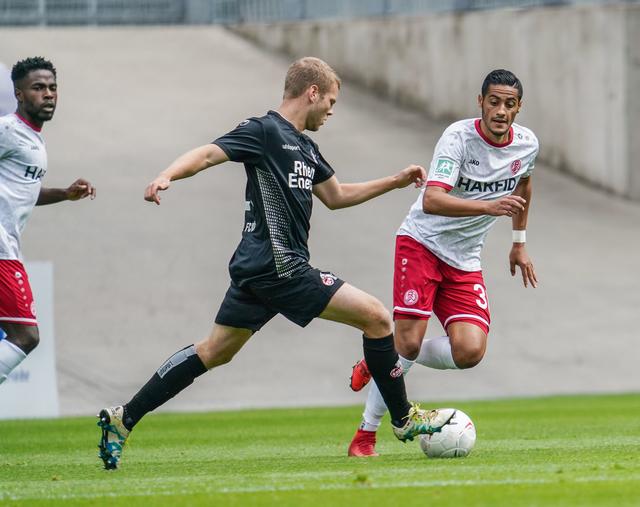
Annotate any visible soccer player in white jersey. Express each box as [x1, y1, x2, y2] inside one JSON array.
[[347, 69, 539, 456], [0, 57, 95, 385]]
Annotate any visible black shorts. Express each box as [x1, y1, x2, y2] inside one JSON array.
[[215, 268, 345, 331]]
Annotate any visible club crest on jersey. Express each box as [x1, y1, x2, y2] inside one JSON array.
[[320, 272, 337, 286], [403, 289, 418, 306], [511, 159, 521, 175]]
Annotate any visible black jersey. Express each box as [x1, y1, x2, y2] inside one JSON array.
[[213, 110, 335, 286]]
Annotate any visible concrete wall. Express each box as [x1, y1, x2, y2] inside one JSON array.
[[2, 27, 639, 416], [234, 4, 640, 200]]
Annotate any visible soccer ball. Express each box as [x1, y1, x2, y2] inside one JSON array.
[[419, 409, 476, 458]]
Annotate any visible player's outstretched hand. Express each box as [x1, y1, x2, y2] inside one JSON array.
[[486, 195, 526, 217], [509, 244, 538, 288], [395, 165, 427, 189], [65, 178, 96, 201], [145, 177, 171, 205]]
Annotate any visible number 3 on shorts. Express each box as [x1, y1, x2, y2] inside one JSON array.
[[473, 283, 488, 309]]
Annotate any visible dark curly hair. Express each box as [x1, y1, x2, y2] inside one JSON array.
[[11, 57, 56, 84]]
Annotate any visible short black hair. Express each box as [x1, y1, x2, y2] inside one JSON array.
[[481, 69, 523, 100], [11, 57, 56, 84]]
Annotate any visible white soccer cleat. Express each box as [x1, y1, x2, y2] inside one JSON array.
[[97, 406, 130, 470], [392, 404, 456, 442]]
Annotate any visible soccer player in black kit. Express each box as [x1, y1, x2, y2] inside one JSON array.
[[97, 57, 454, 469]]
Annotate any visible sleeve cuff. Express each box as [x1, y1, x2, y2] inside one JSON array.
[[426, 181, 453, 191]]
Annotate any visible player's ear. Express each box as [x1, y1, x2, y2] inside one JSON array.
[[14, 87, 23, 103], [477, 94, 483, 110], [308, 84, 320, 103]]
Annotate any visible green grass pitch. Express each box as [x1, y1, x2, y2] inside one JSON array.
[[1, 393, 639, 506]]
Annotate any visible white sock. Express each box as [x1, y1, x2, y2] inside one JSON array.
[[360, 355, 415, 432], [0, 338, 27, 385], [416, 335, 458, 370]]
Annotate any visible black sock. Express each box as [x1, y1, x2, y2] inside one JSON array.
[[362, 334, 410, 427], [122, 344, 207, 430]]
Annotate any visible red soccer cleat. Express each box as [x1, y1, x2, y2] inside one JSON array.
[[349, 359, 371, 392], [348, 429, 379, 457]]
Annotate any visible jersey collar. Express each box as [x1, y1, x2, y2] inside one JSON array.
[[14, 113, 42, 132], [269, 110, 302, 135], [474, 119, 512, 148]]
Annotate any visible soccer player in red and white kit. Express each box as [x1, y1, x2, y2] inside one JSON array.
[[0, 57, 95, 385], [348, 69, 539, 456]]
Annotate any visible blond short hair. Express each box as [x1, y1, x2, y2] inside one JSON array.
[[284, 57, 341, 99]]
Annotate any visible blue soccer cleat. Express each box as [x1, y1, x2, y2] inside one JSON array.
[[97, 406, 130, 470]]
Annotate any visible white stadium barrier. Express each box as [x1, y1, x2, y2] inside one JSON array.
[[0, 262, 59, 420]]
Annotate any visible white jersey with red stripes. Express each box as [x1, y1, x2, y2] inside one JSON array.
[[0, 113, 48, 260], [398, 118, 538, 272]]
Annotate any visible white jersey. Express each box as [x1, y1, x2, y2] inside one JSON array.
[[0, 113, 48, 260], [398, 118, 538, 271]]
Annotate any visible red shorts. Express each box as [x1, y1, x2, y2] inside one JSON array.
[[0, 260, 37, 326], [393, 235, 490, 334]]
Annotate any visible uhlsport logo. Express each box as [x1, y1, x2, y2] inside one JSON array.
[[403, 289, 418, 306], [434, 157, 455, 177], [320, 272, 337, 286], [511, 159, 522, 175]]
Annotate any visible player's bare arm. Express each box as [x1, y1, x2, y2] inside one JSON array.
[[312, 164, 425, 210], [36, 178, 96, 205], [509, 176, 537, 288], [144, 143, 229, 205], [423, 185, 526, 217]]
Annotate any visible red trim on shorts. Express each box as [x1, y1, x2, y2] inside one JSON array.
[[474, 118, 513, 148], [393, 306, 432, 320], [426, 181, 453, 190], [394, 313, 430, 321], [14, 113, 42, 132]]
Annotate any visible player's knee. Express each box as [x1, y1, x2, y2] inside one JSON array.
[[8, 326, 40, 354], [454, 343, 485, 369], [197, 341, 237, 369], [363, 300, 392, 337], [399, 339, 422, 360]]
